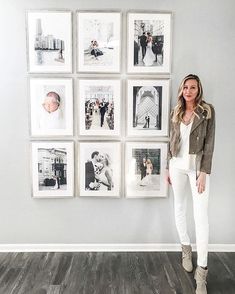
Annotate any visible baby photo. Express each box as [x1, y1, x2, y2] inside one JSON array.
[[30, 78, 73, 136]]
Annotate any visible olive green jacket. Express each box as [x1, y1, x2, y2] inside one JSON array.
[[166, 103, 215, 174]]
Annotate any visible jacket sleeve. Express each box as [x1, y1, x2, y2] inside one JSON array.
[[200, 105, 216, 174], [166, 110, 174, 169]]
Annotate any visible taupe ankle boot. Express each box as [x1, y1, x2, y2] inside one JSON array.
[[181, 244, 193, 272], [194, 266, 208, 294]]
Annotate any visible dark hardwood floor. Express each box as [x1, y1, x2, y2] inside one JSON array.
[[0, 252, 234, 294]]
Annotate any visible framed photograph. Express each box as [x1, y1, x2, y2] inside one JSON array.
[[79, 142, 121, 197], [77, 11, 121, 73], [31, 141, 74, 198], [127, 12, 172, 74], [127, 79, 170, 137], [26, 11, 72, 73], [30, 78, 73, 136], [78, 79, 121, 136], [125, 142, 168, 198]]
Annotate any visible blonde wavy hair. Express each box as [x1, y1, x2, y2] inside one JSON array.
[[172, 74, 212, 123]]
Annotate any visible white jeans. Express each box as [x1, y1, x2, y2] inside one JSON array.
[[169, 161, 210, 267]]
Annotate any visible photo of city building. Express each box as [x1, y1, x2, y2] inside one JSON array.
[[27, 11, 72, 72], [37, 148, 67, 191], [34, 18, 65, 65]]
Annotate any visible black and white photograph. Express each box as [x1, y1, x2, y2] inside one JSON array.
[[31, 142, 74, 198], [77, 11, 121, 72], [79, 142, 121, 197], [127, 79, 170, 137], [125, 142, 167, 197], [27, 11, 72, 73], [78, 79, 121, 136], [127, 12, 171, 73], [30, 78, 73, 136]]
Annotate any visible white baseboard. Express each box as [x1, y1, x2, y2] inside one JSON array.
[[0, 243, 234, 252]]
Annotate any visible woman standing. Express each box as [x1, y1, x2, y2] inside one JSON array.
[[143, 32, 155, 66], [140, 158, 153, 186], [166, 74, 215, 294]]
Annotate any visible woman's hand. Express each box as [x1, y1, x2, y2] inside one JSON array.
[[165, 169, 172, 185], [196, 171, 207, 194]]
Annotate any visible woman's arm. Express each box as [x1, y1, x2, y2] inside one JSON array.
[[200, 105, 216, 174]]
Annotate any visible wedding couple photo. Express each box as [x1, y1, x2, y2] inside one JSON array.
[[80, 142, 121, 197], [125, 142, 168, 198], [127, 12, 171, 73], [77, 12, 121, 72], [79, 79, 121, 136]]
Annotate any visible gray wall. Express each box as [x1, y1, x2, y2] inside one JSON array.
[[0, 0, 234, 245]]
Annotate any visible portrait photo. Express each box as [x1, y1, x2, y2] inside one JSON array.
[[77, 11, 121, 72], [127, 12, 171, 74], [78, 79, 121, 136], [127, 79, 170, 137], [79, 142, 121, 197], [31, 142, 74, 198], [30, 78, 73, 136], [125, 142, 168, 198], [27, 11, 72, 73]]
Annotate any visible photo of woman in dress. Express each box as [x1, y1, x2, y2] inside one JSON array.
[[80, 142, 120, 197], [140, 158, 153, 186], [125, 143, 168, 198], [89, 40, 103, 60], [96, 153, 114, 191], [143, 33, 156, 66], [133, 20, 164, 67]]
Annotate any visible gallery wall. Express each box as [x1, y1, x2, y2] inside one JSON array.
[[0, 0, 234, 246]]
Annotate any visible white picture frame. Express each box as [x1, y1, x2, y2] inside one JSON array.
[[125, 142, 168, 198], [78, 79, 121, 136], [77, 11, 121, 73], [127, 11, 172, 74], [79, 142, 121, 197], [127, 79, 170, 137], [30, 78, 73, 136], [26, 10, 72, 73], [31, 141, 74, 198]]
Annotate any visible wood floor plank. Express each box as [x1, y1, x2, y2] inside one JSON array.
[[52, 253, 73, 286], [63, 252, 96, 294], [148, 252, 177, 294], [0, 251, 234, 293], [166, 252, 195, 294], [207, 252, 235, 294], [16, 252, 60, 294]]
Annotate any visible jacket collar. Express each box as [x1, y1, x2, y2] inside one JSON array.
[[191, 105, 207, 133]]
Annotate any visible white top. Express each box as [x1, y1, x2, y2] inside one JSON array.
[[39, 108, 65, 129], [171, 121, 196, 170]]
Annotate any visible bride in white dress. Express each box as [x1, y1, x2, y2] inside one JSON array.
[[95, 153, 113, 191], [143, 33, 155, 66], [140, 159, 153, 186]]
